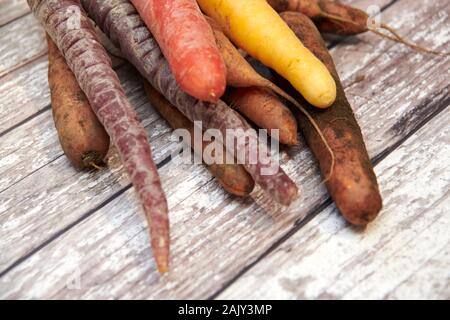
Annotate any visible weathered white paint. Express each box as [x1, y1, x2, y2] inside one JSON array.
[[219, 108, 450, 300]]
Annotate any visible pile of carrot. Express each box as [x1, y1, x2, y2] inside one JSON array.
[[27, 0, 443, 272]]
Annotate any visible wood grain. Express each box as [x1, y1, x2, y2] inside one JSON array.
[[0, 0, 29, 27], [0, 13, 46, 78], [0, 56, 49, 134], [0, 0, 448, 299], [219, 108, 450, 300]]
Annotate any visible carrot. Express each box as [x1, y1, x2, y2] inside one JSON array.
[[280, 12, 382, 225], [144, 82, 255, 197], [268, 0, 447, 56], [129, 0, 226, 102], [47, 35, 110, 170], [29, 0, 169, 272], [226, 87, 298, 146], [197, 0, 336, 109], [83, 0, 298, 205], [208, 17, 304, 103], [210, 19, 335, 169]]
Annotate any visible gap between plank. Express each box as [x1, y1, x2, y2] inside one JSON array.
[[208, 93, 450, 300], [0, 155, 169, 278]]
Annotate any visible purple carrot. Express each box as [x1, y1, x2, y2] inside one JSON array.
[[28, 0, 170, 272], [82, 0, 298, 205]]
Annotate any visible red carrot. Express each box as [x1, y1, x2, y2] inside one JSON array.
[[130, 0, 227, 102], [83, 0, 298, 205], [28, 0, 170, 272]]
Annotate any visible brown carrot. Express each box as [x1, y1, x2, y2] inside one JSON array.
[[226, 87, 298, 145], [144, 81, 255, 197], [280, 12, 382, 225], [268, 0, 447, 56], [47, 35, 110, 169]]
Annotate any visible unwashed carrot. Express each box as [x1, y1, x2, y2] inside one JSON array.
[[280, 12, 382, 225], [144, 82, 255, 197], [226, 87, 298, 146], [47, 35, 110, 169], [268, 0, 447, 55], [130, 0, 226, 102], [83, 0, 298, 206], [29, 0, 169, 272]]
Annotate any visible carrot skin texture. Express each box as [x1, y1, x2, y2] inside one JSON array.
[[268, 0, 369, 35], [144, 82, 255, 197], [83, 0, 298, 205], [280, 12, 382, 225], [130, 0, 226, 102], [29, 0, 169, 272], [227, 87, 298, 146], [47, 35, 110, 169]]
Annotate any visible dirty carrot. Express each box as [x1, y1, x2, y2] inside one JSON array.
[[29, 0, 169, 272], [47, 35, 110, 169], [144, 81, 255, 197], [197, 0, 337, 108], [83, 0, 298, 205], [130, 0, 226, 102], [268, 0, 447, 55], [226, 87, 298, 146], [281, 12, 382, 225]]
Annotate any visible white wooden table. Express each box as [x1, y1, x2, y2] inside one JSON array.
[[0, 0, 449, 299]]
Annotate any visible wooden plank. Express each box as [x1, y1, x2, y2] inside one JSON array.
[[0, 0, 395, 263], [0, 13, 46, 78], [0, 0, 448, 299], [0, 0, 29, 27], [218, 108, 450, 300]]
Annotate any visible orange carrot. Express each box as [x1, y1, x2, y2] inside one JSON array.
[[227, 87, 298, 145]]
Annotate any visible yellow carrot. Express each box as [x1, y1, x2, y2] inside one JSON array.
[[197, 0, 337, 108]]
